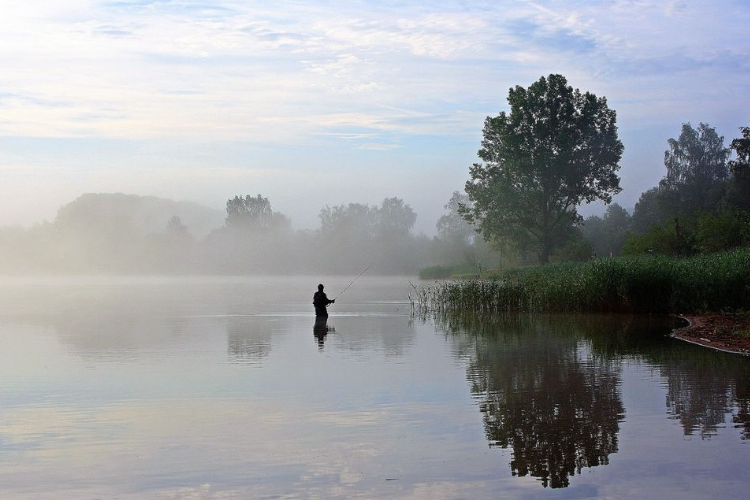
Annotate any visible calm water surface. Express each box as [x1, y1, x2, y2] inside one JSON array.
[[0, 276, 748, 499]]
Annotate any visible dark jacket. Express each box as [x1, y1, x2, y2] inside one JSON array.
[[313, 291, 333, 316]]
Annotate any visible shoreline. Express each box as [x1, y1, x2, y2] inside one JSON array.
[[672, 314, 750, 356]]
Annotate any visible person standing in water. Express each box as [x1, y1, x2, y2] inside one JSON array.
[[313, 284, 335, 317]]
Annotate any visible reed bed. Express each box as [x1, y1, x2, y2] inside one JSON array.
[[412, 249, 750, 314]]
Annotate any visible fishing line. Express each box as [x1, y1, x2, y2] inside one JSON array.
[[333, 262, 374, 301]]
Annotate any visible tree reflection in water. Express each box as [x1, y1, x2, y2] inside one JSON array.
[[435, 313, 626, 488], [429, 311, 750, 487], [647, 343, 750, 439], [473, 340, 622, 488]]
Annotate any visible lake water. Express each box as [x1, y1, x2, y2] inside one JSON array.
[[0, 276, 748, 499]]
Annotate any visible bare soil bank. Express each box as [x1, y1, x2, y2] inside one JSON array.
[[674, 314, 750, 355]]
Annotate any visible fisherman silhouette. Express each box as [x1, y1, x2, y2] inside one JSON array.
[[313, 283, 334, 317]]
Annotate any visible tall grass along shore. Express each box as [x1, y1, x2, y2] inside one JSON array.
[[412, 249, 750, 314]]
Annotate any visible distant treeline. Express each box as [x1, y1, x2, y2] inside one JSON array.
[[577, 122, 750, 260], [0, 192, 497, 275]]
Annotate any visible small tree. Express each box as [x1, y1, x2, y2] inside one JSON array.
[[434, 191, 478, 266], [166, 215, 190, 239], [582, 203, 631, 257], [659, 123, 730, 217], [437, 191, 475, 244], [630, 188, 666, 234], [730, 125, 750, 173], [376, 197, 416, 239], [728, 124, 750, 211], [463, 74, 623, 263], [225, 194, 274, 230]]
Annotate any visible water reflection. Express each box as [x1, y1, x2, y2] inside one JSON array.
[[227, 317, 275, 365], [2, 277, 750, 499], [440, 314, 625, 488], [644, 344, 750, 439], [313, 316, 335, 350], [325, 315, 415, 357], [430, 312, 750, 488]]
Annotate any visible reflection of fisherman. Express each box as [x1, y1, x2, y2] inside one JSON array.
[[313, 284, 335, 317], [313, 316, 329, 349]]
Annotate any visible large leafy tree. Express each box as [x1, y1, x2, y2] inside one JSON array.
[[463, 74, 623, 263]]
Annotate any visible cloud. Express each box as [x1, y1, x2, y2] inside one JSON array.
[[506, 18, 597, 54], [358, 143, 401, 150], [2, 0, 741, 142], [665, 0, 690, 15]]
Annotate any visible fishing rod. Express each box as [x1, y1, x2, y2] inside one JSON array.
[[333, 263, 374, 301]]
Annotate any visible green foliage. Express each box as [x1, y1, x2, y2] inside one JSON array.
[[728, 125, 750, 211], [627, 122, 731, 243], [695, 210, 750, 253], [319, 198, 415, 239], [630, 188, 667, 234], [419, 263, 481, 280], [624, 209, 750, 257], [730, 126, 750, 170], [413, 249, 750, 314], [552, 235, 593, 262], [663, 122, 730, 184], [660, 122, 730, 218], [581, 203, 631, 257], [622, 217, 695, 256], [602, 121, 750, 261], [463, 74, 623, 264]]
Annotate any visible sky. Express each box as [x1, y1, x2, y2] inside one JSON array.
[[1, 0, 748, 235]]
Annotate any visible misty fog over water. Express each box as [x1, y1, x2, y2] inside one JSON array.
[[0, 276, 748, 499], [0, 192, 503, 275]]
